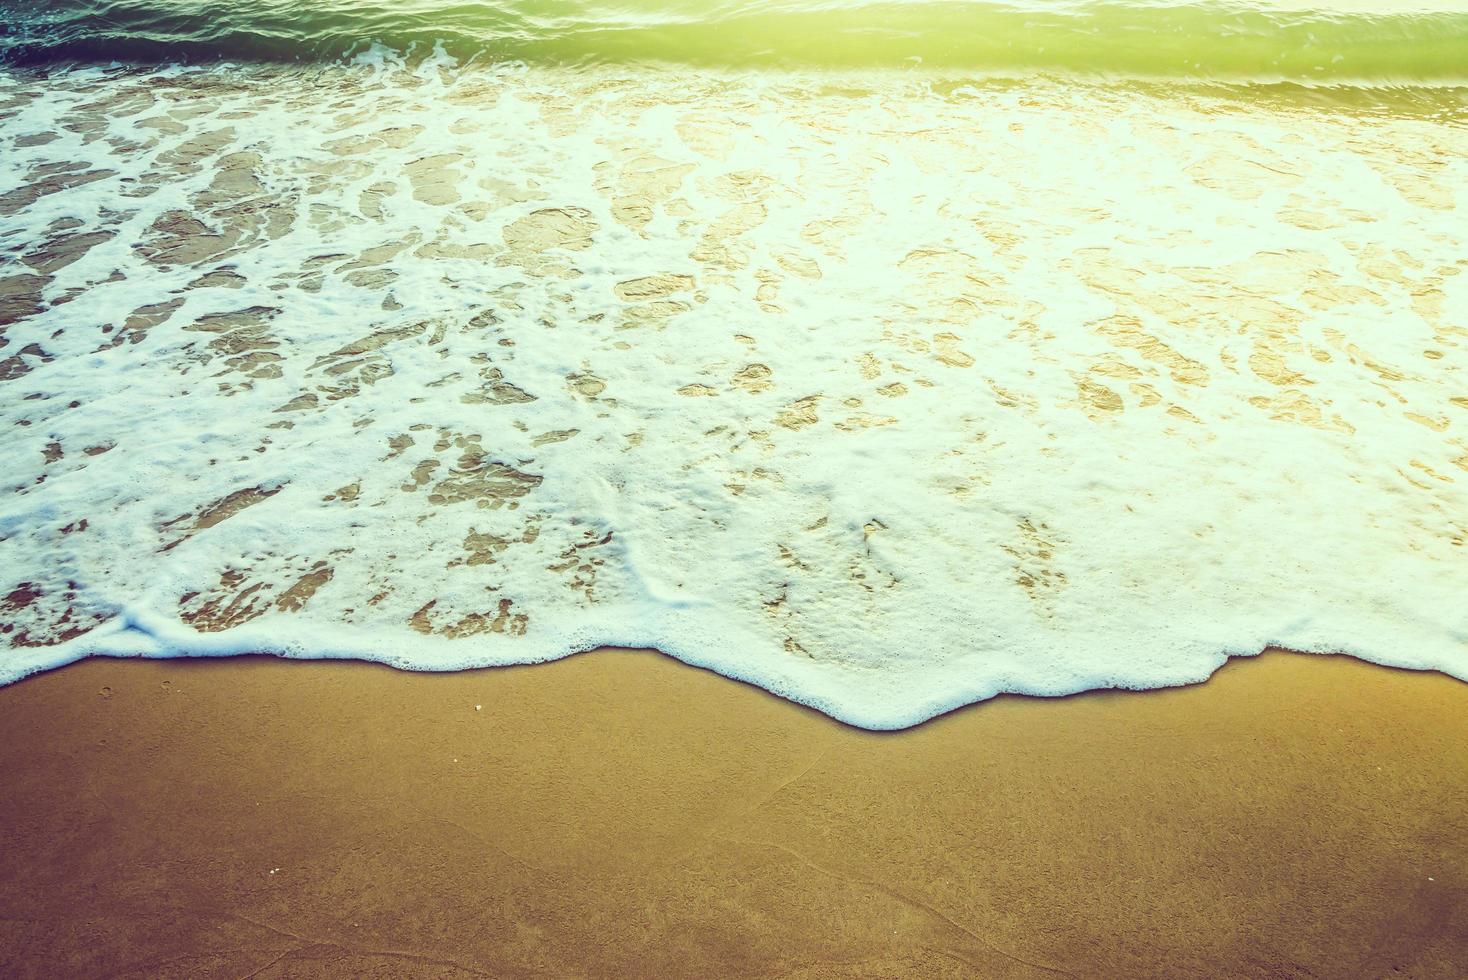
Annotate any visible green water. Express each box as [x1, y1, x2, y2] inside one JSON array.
[[2, 0, 1467, 83]]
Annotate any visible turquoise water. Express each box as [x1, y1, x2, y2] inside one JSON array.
[[2, 0, 1467, 82]]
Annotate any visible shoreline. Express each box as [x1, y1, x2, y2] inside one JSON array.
[[7, 637, 1468, 732], [2, 647, 1465, 977]]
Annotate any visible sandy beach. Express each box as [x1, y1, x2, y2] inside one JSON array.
[[4, 2, 1467, 976], [1, 647, 1464, 978]]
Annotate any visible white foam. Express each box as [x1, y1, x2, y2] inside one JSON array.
[[1, 62, 1464, 727]]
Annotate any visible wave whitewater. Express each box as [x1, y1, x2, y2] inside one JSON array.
[[1, 51, 1466, 726], [2, 0, 1467, 83]]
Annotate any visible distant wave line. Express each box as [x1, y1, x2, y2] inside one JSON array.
[[2, 0, 1467, 83]]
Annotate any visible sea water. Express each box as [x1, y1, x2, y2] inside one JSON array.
[[1, 2, 1465, 727]]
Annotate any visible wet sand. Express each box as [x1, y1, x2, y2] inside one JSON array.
[[1, 648, 1465, 978]]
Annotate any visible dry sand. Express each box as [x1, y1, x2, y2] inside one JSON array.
[[0, 647, 1464, 978]]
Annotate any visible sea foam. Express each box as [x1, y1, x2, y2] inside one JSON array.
[[1, 58, 1465, 727]]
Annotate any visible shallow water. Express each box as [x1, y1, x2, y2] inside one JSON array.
[[1, 4, 1467, 727]]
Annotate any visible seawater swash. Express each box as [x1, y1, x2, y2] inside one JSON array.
[[1, 4, 1466, 727]]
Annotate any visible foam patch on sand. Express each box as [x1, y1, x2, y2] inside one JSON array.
[[1, 57, 1465, 727]]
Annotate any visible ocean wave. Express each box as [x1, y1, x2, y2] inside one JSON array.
[[2, 0, 1467, 83]]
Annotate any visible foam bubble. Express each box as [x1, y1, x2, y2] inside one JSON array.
[[1, 62, 1465, 727]]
